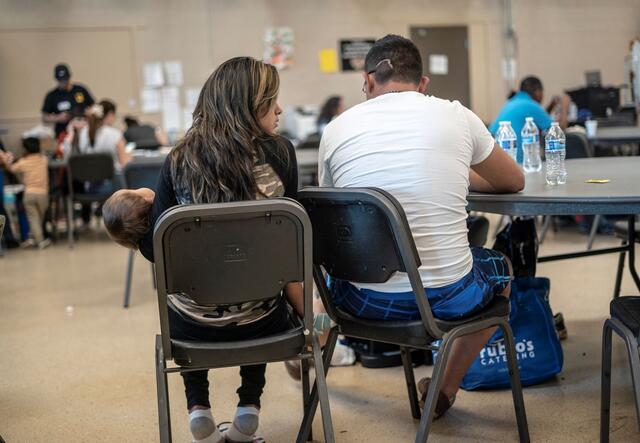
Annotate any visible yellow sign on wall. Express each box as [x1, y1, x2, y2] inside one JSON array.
[[318, 49, 338, 73]]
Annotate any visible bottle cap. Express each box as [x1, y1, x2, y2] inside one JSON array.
[[525, 117, 533, 121], [499, 121, 511, 125]]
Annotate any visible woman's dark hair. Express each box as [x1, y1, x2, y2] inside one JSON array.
[[22, 137, 41, 154], [317, 95, 342, 126], [88, 99, 117, 146], [169, 56, 288, 203], [364, 34, 423, 85], [124, 116, 139, 128]]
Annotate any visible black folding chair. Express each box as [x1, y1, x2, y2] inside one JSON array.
[[298, 187, 529, 443], [152, 199, 334, 443], [122, 158, 163, 308], [612, 218, 640, 298], [66, 153, 115, 248], [601, 296, 640, 442]]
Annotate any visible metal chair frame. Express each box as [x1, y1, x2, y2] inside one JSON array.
[[298, 187, 529, 443]]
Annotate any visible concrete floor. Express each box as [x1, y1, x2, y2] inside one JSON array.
[[1, 222, 639, 442]]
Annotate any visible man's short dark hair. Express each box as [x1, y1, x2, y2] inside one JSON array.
[[22, 137, 41, 154], [364, 34, 423, 85], [520, 76, 543, 98]]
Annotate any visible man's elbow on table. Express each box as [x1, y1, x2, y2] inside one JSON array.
[[472, 145, 525, 194]]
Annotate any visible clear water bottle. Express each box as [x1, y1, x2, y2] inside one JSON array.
[[545, 122, 567, 185], [521, 117, 542, 173], [495, 121, 518, 162]]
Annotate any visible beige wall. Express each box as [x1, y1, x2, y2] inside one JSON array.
[[0, 0, 638, 148]]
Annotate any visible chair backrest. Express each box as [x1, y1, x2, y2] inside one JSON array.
[[123, 158, 164, 190], [565, 132, 593, 159], [153, 199, 314, 359], [0, 215, 5, 241], [67, 153, 115, 183], [298, 187, 443, 337]]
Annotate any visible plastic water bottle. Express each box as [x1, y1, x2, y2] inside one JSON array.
[[495, 121, 518, 162], [521, 117, 542, 173], [545, 122, 567, 185]]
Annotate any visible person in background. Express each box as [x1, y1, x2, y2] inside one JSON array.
[[42, 64, 95, 138], [0, 138, 50, 249], [123, 116, 169, 150], [489, 76, 570, 163], [64, 99, 131, 179], [317, 95, 345, 133], [319, 34, 524, 419]]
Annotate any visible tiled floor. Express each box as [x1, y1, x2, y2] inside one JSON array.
[[1, 222, 639, 442]]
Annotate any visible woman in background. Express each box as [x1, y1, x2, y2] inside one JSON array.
[[316, 95, 344, 133]]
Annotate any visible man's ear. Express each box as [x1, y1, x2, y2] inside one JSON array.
[[362, 71, 373, 94], [418, 75, 430, 94]]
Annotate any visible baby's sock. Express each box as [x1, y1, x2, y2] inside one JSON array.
[[224, 406, 259, 442], [189, 409, 223, 443]]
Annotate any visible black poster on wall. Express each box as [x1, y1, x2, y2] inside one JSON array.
[[340, 39, 375, 71]]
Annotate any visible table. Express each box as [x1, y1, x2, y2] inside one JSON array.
[[588, 126, 640, 144], [468, 157, 640, 292]]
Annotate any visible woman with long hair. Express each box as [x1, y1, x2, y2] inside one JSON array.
[[138, 57, 299, 443], [64, 99, 131, 171], [316, 95, 344, 133]]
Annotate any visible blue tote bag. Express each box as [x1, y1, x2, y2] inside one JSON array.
[[460, 276, 563, 390]]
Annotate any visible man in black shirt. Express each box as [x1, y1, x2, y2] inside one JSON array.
[[41, 64, 95, 137]]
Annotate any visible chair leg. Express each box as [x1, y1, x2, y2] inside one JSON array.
[[601, 320, 613, 443], [415, 333, 455, 443], [151, 263, 157, 290], [498, 319, 530, 443], [539, 216, 551, 244], [613, 246, 627, 298], [400, 346, 421, 419], [155, 335, 172, 443], [312, 335, 335, 443], [587, 215, 601, 250], [123, 250, 135, 308], [300, 357, 312, 442], [296, 327, 338, 443], [622, 329, 640, 430], [66, 196, 74, 249]]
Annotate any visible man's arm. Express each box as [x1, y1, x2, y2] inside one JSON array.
[[470, 144, 524, 193]]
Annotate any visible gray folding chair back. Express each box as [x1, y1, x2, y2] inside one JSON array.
[[67, 152, 115, 184], [65, 153, 116, 248], [121, 158, 164, 308], [566, 132, 594, 159], [152, 199, 334, 443], [298, 187, 529, 443]]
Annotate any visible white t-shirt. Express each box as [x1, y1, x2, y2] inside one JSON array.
[[75, 125, 123, 172], [319, 91, 495, 292]]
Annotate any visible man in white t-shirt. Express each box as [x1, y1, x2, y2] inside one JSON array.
[[318, 34, 524, 418]]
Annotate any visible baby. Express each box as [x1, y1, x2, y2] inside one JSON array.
[[102, 188, 155, 249]]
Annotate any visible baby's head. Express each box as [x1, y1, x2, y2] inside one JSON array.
[[103, 188, 155, 249]]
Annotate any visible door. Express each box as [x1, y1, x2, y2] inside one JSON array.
[[410, 26, 471, 107]]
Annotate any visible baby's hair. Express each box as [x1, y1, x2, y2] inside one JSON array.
[[22, 137, 41, 154], [103, 190, 151, 249]]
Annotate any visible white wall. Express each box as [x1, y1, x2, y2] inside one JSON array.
[[1, 0, 638, 148]]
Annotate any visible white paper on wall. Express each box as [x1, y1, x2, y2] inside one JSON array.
[[140, 88, 161, 113], [164, 61, 184, 86], [161, 87, 181, 131], [143, 62, 164, 87], [185, 87, 200, 110], [429, 54, 448, 75], [183, 108, 193, 132]]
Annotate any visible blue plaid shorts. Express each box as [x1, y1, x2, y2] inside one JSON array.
[[330, 247, 511, 321]]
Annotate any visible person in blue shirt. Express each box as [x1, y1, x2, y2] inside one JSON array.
[[490, 76, 569, 163]]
